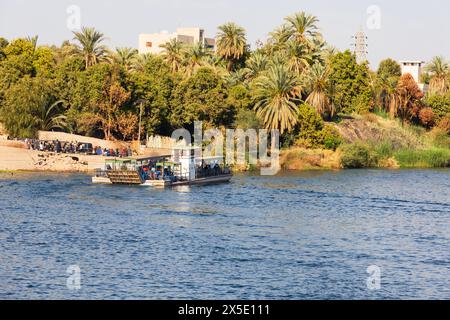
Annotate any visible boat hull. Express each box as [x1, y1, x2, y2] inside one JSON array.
[[92, 174, 232, 187]]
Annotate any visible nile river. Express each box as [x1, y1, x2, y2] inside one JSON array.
[[0, 169, 449, 299]]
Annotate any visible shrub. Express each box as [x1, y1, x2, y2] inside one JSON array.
[[424, 93, 450, 119], [296, 104, 342, 150], [321, 124, 342, 150], [429, 128, 450, 148], [296, 103, 325, 148], [340, 143, 378, 168], [373, 140, 395, 159], [419, 107, 435, 128], [436, 116, 450, 134], [394, 148, 450, 168]]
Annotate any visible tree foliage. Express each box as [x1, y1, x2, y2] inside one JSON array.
[[395, 73, 424, 123], [328, 50, 372, 114], [0, 76, 65, 137], [0, 14, 447, 145]]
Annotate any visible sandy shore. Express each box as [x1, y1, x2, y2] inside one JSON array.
[[0, 146, 105, 172]]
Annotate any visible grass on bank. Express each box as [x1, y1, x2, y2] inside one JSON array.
[[394, 148, 450, 168], [339, 127, 450, 169]]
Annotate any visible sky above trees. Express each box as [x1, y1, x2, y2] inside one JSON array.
[[0, 0, 449, 68]]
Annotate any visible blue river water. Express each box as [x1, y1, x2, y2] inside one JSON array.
[[0, 169, 449, 300]]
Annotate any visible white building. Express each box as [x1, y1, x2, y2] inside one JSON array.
[[399, 60, 428, 92], [139, 27, 215, 55]]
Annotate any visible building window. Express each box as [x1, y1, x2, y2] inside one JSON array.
[[146, 42, 152, 48]]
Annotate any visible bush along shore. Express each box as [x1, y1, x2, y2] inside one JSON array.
[[0, 11, 449, 172], [280, 113, 450, 170]]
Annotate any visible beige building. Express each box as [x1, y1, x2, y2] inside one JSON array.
[[139, 27, 215, 55]]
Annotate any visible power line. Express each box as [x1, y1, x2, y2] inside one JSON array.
[[351, 28, 368, 64]]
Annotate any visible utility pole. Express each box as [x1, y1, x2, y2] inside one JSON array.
[[138, 102, 143, 144], [135, 99, 147, 146]]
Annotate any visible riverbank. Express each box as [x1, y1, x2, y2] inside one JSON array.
[[0, 146, 104, 172], [1, 115, 449, 172], [281, 114, 450, 170]]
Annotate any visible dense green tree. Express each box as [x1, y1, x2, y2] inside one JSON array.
[[227, 84, 253, 112], [295, 103, 342, 149], [33, 46, 56, 77], [233, 109, 261, 130], [170, 67, 233, 128], [0, 37, 9, 60], [65, 63, 120, 136], [0, 39, 37, 102], [127, 55, 174, 135], [424, 92, 450, 119], [377, 58, 401, 79], [0, 76, 65, 137], [328, 50, 372, 114]]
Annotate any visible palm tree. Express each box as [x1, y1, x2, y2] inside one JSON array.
[[73, 27, 108, 68], [376, 73, 399, 116], [304, 63, 335, 119], [160, 38, 184, 73], [426, 56, 449, 95], [133, 53, 154, 72], [285, 40, 313, 74], [113, 47, 138, 71], [216, 22, 247, 71], [224, 68, 251, 87], [36, 100, 68, 131], [53, 40, 80, 64], [268, 24, 291, 51], [203, 54, 228, 78], [253, 65, 301, 133], [322, 45, 338, 62], [244, 51, 269, 80], [26, 35, 39, 51], [182, 43, 210, 76], [268, 51, 289, 70], [284, 12, 320, 46]]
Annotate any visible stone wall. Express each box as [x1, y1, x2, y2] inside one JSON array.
[[146, 135, 176, 149]]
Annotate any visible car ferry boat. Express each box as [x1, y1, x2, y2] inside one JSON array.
[[92, 146, 232, 187]]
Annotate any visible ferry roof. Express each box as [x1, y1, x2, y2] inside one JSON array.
[[131, 155, 171, 161]]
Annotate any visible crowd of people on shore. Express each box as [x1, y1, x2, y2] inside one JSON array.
[[24, 138, 132, 157]]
